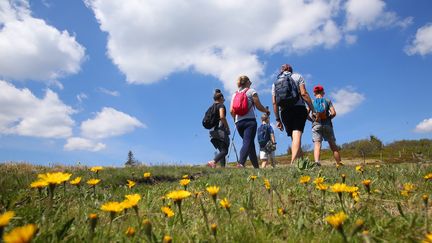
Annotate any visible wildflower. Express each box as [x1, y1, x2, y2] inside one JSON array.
[[277, 208, 287, 215], [340, 174, 346, 183], [90, 166, 103, 173], [122, 194, 141, 209], [424, 173, 432, 181], [220, 198, 231, 209], [355, 165, 364, 173], [313, 177, 325, 185], [88, 214, 98, 235], [163, 235, 173, 243], [316, 183, 328, 191], [249, 175, 257, 181], [142, 219, 152, 239], [143, 172, 151, 179], [210, 223, 217, 237], [125, 227, 135, 237], [161, 206, 175, 218], [126, 180, 136, 189], [70, 177, 81, 186], [299, 175, 311, 184], [100, 202, 124, 213], [351, 191, 360, 202], [239, 207, 245, 213], [423, 232, 432, 243], [182, 175, 189, 179], [87, 179, 101, 186], [403, 183, 415, 192], [331, 183, 348, 193], [401, 190, 409, 197], [263, 179, 271, 192], [37, 172, 71, 185], [206, 186, 220, 200], [3, 224, 37, 243], [362, 179, 371, 194], [179, 179, 190, 189], [423, 194, 429, 207], [0, 211, 15, 228], [166, 190, 191, 203], [325, 211, 347, 229], [30, 180, 48, 189]]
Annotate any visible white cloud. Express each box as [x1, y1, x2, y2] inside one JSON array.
[[77, 92, 88, 103], [344, 0, 410, 31], [64, 137, 106, 152], [0, 0, 85, 81], [81, 107, 144, 139], [330, 88, 365, 116], [405, 23, 432, 56], [98, 87, 119, 97], [0, 80, 75, 138], [415, 118, 432, 133]]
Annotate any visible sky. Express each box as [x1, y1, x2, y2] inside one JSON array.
[[0, 0, 431, 167]]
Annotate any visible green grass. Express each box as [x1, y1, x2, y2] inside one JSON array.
[[0, 162, 431, 242]]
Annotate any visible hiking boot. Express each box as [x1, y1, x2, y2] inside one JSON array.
[[207, 161, 216, 168], [315, 162, 322, 167]]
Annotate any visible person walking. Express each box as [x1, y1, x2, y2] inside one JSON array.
[[272, 64, 315, 164], [230, 75, 269, 168], [207, 89, 230, 168]]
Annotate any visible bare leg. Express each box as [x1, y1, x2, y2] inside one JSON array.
[[314, 141, 322, 162], [291, 130, 303, 164], [261, 160, 267, 168], [328, 140, 341, 163]]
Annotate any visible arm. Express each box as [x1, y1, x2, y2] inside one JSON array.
[[299, 83, 315, 113], [252, 93, 269, 114], [229, 97, 236, 121], [270, 133, 276, 144], [329, 103, 336, 119], [272, 94, 284, 131], [219, 107, 230, 134]]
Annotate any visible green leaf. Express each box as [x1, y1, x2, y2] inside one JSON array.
[[56, 217, 75, 240]]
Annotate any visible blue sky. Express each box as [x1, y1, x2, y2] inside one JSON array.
[[0, 0, 431, 166]]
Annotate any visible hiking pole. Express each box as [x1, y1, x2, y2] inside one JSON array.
[[227, 127, 239, 163]]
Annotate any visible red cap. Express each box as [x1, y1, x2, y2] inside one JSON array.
[[313, 85, 324, 93], [280, 64, 292, 73]]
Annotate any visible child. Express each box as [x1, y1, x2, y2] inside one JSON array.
[[310, 85, 341, 166], [257, 113, 276, 168]]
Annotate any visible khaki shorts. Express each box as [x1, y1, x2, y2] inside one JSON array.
[[312, 124, 336, 143], [260, 150, 275, 160]]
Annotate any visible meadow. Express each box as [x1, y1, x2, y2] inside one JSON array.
[[1, 162, 432, 242]]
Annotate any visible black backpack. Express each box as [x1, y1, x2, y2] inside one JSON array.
[[274, 71, 300, 108], [257, 124, 271, 147], [202, 104, 219, 129]]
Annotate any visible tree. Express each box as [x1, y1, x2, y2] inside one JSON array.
[[125, 150, 139, 167], [356, 140, 376, 164]]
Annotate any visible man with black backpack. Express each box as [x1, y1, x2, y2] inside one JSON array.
[[257, 113, 276, 168], [272, 64, 315, 164]]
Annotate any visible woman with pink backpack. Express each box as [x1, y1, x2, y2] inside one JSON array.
[[230, 75, 269, 168]]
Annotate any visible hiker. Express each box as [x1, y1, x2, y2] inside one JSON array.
[[230, 75, 269, 168], [272, 64, 315, 164], [205, 89, 230, 168], [309, 85, 341, 166], [258, 113, 276, 168]]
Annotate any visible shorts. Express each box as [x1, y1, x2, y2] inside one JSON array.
[[312, 124, 336, 143], [281, 106, 308, 137], [260, 150, 275, 160]]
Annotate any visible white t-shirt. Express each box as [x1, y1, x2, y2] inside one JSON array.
[[231, 88, 257, 123], [271, 72, 305, 107]]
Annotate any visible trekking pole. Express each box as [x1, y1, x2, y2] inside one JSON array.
[[227, 127, 239, 163]]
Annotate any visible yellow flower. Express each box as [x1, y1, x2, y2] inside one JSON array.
[[179, 179, 190, 187], [127, 180, 136, 189], [249, 175, 257, 181], [277, 208, 287, 215], [325, 211, 347, 229], [0, 211, 15, 227], [220, 198, 231, 209], [161, 206, 175, 218], [313, 177, 325, 185], [331, 183, 348, 193], [37, 172, 72, 185], [299, 175, 311, 184], [206, 186, 220, 197], [182, 175, 189, 179], [355, 165, 364, 173], [70, 177, 81, 185], [88, 213, 98, 220], [163, 235, 173, 243], [423, 232, 432, 243], [239, 207, 245, 213], [210, 223, 217, 236], [143, 172, 151, 179], [403, 183, 415, 192], [316, 183, 328, 191], [362, 179, 371, 186], [100, 202, 124, 213], [263, 179, 271, 191], [166, 190, 191, 203], [3, 224, 37, 243], [424, 173, 432, 180], [30, 180, 48, 189], [345, 186, 359, 193], [401, 190, 409, 197], [90, 166, 103, 173], [125, 227, 135, 237], [122, 194, 141, 209], [87, 179, 101, 186]]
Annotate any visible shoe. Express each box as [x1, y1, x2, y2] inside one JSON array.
[[207, 161, 216, 168], [315, 162, 322, 167], [236, 163, 244, 168]]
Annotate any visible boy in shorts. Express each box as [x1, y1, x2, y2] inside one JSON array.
[[310, 85, 341, 166], [258, 114, 276, 168]]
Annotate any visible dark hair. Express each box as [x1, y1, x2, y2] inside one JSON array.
[[238, 75, 250, 88], [280, 64, 293, 73], [213, 89, 224, 101]]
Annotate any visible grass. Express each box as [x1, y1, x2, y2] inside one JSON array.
[[0, 162, 431, 242]]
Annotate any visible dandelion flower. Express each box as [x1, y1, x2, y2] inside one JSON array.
[[88, 213, 98, 220], [206, 186, 220, 198], [100, 202, 124, 213], [355, 165, 364, 173], [0, 211, 15, 228], [313, 177, 325, 185], [161, 207, 175, 218], [87, 179, 101, 186], [403, 183, 415, 194], [166, 190, 191, 203], [316, 183, 328, 191], [90, 166, 103, 173], [277, 208, 287, 215], [37, 172, 71, 185], [3, 224, 37, 243], [325, 211, 347, 229], [331, 183, 348, 193], [249, 175, 257, 181], [30, 180, 48, 189], [70, 177, 81, 186], [126, 180, 136, 189], [263, 179, 271, 191], [163, 235, 173, 243], [179, 179, 190, 187], [210, 223, 217, 237], [125, 227, 135, 237], [220, 198, 231, 209], [422, 194, 429, 206], [143, 172, 151, 179], [401, 190, 409, 197], [299, 175, 311, 184], [424, 173, 432, 181], [182, 175, 189, 179], [362, 179, 371, 186], [423, 232, 432, 243], [122, 194, 141, 209]]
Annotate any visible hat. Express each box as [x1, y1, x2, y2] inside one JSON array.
[[280, 64, 292, 73], [313, 85, 324, 93]]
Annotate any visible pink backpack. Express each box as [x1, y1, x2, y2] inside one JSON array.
[[232, 88, 250, 116]]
